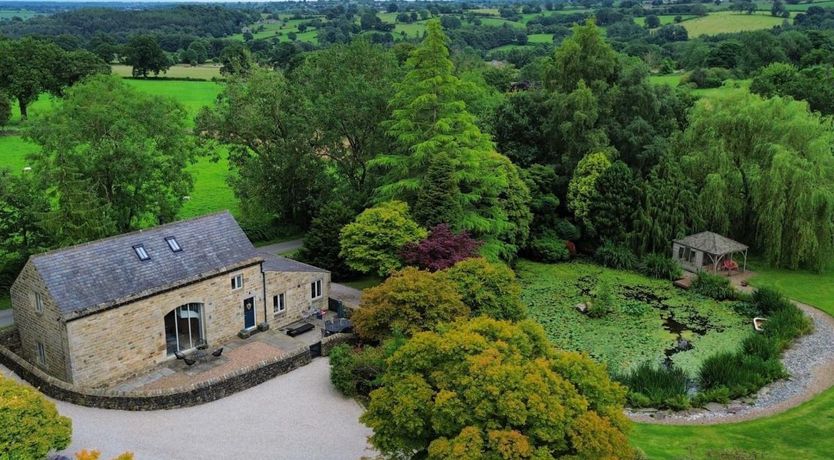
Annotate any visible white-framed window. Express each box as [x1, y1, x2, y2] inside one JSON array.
[[165, 236, 182, 252], [231, 274, 243, 290], [311, 279, 322, 299], [36, 342, 46, 366], [273, 293, 286, 314], [34, 292, 44, 314]]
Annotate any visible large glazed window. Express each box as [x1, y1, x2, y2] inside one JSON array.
[[164, 303, 205, 356]]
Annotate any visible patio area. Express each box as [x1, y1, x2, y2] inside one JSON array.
[[113, 311, 343, 393]]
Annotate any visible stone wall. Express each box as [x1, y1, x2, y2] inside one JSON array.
[[66, 263, 265, 388], [0, 327, 313, 411], [263, 270, 330, 331], [10, 262, 72, 382]]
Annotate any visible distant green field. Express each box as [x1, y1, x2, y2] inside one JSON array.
[[634, 14, 695, 27], [682, 11, 785, 36], [0, 9, 40, 20], [648, 74, 751, 98], [231, 17, 319, 44], [112, 64, 222, 80], [527, 33, 554, 43], [0, 79, 237, 219], [394, 20, 428, 37], [479, 17, 525, 28]]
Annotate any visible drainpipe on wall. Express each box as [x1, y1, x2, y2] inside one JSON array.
[[261, 262, 268, 323]]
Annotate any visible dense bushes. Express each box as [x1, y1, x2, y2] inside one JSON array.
[[691, 272, 736, 301], [526, 231, 570, 262], [618, 363, 690, 410], [595, 241, 638, 269], [639, 253, 683, 280], [0, 376, 72, 459]]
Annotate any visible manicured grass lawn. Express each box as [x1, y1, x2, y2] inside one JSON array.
[[631, 385, 834, 459], [0, 135, 39, 172], [111, 64, 222, 80], [341, 275, 385, 291], [749, 265, 834, 317], [518, 261, 748, 376], [681, 11, 785, 37]]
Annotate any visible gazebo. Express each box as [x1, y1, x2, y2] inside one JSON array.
[[671, 231, 748, 273]]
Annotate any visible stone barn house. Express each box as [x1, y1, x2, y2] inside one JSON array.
[[10, 211, 330, 388]]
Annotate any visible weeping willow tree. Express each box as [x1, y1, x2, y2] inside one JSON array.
[[370, 20, 531, 260], [680, 92, 834, 269]]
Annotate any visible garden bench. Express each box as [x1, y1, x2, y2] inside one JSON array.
[[287, 322, 315, 337]]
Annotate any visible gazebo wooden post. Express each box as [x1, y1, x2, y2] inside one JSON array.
[[743, 249, 748, 273]]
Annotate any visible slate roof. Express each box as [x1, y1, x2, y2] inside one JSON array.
[[674, 231, 748, 255], [260, 251, 329, 273], [29, 211, 262, 320]]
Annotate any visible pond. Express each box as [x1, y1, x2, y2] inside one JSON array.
[[518, 261, 749, 376]]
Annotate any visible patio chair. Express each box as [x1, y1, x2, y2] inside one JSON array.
[[722, 259, 739, 274], [174, 351, 186, 360], [212, 347, 223, 357], [184, 357, 196, 366]]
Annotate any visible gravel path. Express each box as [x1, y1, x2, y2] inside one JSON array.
[[0, 309, 12, 328], [1, 358, 375, 460], [258, 238, 304, 256], [629, 302, 834, 425]]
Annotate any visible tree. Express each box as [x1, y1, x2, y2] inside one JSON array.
[[0, 92, 10, 127], [196, 68, 331, 227], [680, 92, 834, 269], [544, 19, 619, 93], [219, 42, 253, 76], [568, 151, 611, 231], [645, 14, 661, 28], [0, 168, 52, 263], [351, 267, 468, 341], [587, 161, 640, 243], [26, 75, 198, 242], [371, 20, 531, 260], [291, 39, 400, 197], [400, 224, 481, 271], [296, 202, 359, 280], [0, 376, 72, 459], [413, 153, 462, 228], [339, 201, 427, 277], [444, 257, 526, 321], [361, 317, 637, 459], [0, 38, 106, 119], [124, 35, 170, 78]]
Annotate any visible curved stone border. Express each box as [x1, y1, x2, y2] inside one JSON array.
[[628, 302, 834, 425], [0, 329, 355, 411]]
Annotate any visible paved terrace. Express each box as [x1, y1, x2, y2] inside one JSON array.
[[114, 313, 336, 393]]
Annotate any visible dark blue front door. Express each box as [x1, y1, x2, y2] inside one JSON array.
[[244, 297, 256, 329]]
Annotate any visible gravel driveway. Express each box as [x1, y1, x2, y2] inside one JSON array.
[[1, 358, 375, 460]]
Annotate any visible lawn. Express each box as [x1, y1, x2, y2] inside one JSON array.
[[1, 79, 238, 219], [111, 64, 222, 80], [648, 74, 751, 98], [517, 261, 749, 376], [749, 265, 834, 317], [681, 11, 785, 37], [0, 295, 9, 310], [231, 17, 320, 44], [631, 385, 834, 459], [341, 274, 385, 291]]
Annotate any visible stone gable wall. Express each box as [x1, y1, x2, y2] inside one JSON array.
[[10, 262, 72, 382]]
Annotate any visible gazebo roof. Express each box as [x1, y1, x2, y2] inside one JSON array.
[[674, 231, 748, 255]]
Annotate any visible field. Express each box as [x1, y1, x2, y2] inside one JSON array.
[[634, 14, 695, 27], [0, 9, 40, 20], [0, 78, 237, 220], [231, 17, 319, 44], [648, 74, 751, 98], [681, 11, 786, 37], [518, 261, 749, 375], [631, 385, 834, 459], [111, 64, 222, 80]]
